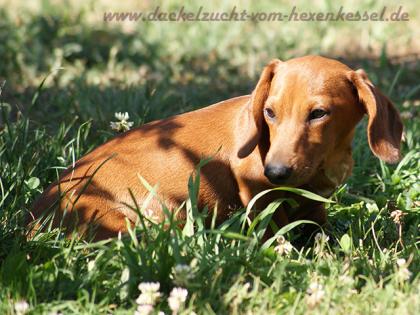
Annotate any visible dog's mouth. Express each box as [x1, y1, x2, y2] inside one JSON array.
[[264, 173, 302, 187], [266, 176, 294, 186]]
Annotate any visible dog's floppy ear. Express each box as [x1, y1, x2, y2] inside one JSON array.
[[238, 59, 281, 158], [348, 69, 403, 163]]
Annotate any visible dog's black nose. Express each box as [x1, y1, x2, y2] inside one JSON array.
[[264, 164, 292, 184]]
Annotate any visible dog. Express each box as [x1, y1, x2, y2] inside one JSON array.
[[29, 55, 403, 240]]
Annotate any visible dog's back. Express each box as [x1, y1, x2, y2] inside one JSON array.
[[30, 96, 249, 239]]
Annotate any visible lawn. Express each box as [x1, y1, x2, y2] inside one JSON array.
[[0, 1, 419, 314]]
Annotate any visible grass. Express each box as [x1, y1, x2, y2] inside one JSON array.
[[0, 1, 419, 314]]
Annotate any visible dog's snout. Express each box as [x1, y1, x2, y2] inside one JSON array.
[[264, 164, 292, 184]]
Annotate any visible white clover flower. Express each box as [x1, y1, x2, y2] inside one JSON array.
[[168, 287, 188, 314], [110, 111, 134, 132], [306, 282, 325, 309], [390, 210, 406, 224], [315, 232, 330, 243], [396, 258, 412, 282], [274, 235, 293, 256], [134, 304, 154, 315], [173, 264, 191, 275], [136, 293, 159, 306], [397, 267, 412, 281], [115, 112, 130, 121], [135, 282, 162, 313], [314, 233, 330, 256], [172, 264, 193, 286], [138, 282, 160, 294], [14, 300, 29, 315]]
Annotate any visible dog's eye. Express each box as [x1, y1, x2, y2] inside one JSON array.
[[264, 108, 275, 119], [309, 109, 328, 121]]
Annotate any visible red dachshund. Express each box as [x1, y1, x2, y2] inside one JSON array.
[[29, 55, 403, 240]]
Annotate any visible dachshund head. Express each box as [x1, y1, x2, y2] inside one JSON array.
[[239, 55, 403, 188]]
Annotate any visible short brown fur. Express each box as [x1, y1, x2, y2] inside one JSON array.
[[29, 56, 403, 240]]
